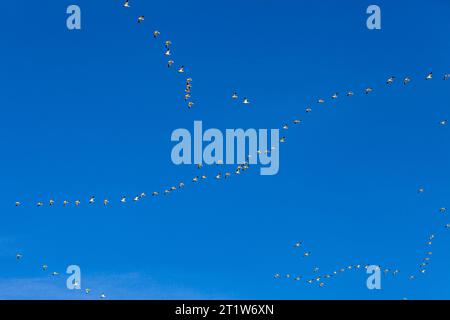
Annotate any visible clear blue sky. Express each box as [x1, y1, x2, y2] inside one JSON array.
[[0, 0, 449, 299]]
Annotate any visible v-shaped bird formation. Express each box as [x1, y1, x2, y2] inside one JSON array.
[[7, 1, 450, 299]]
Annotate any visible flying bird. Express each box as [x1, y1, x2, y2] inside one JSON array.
[[137, 16, 145, 23], [123, 1, 130, 8], [386, 76, 395, 85], [426, 72, 433, 80], [364, 87, 373, 94]]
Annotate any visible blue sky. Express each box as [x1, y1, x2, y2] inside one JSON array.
[[0, 0, 449, 299]]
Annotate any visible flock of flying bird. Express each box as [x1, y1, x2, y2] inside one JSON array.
[[271, 72, 449, 293], [8, 0, 450, 299], [15, 253, 104, 298], [137, 1, 204, 110], [13, 159, 253, 209], [128, 0, 196, 109], [275, 214, 449, 291]]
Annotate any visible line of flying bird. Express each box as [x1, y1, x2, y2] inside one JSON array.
[[14, 161, 253, 208], [125, 0, 199, 109]]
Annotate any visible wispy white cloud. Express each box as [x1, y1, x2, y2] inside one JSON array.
[[0, 277, 75, 299], [0, 272, 230, 300]]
